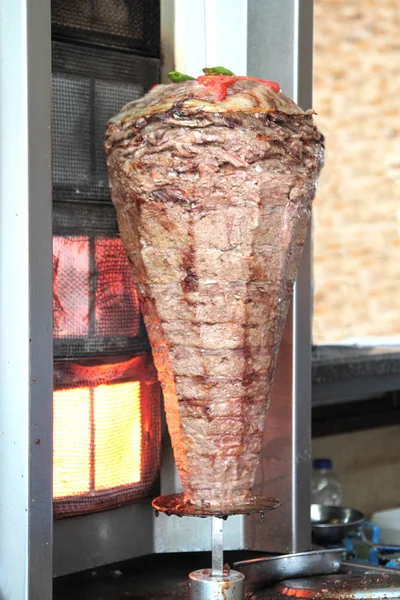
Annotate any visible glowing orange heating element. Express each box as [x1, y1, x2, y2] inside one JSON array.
[[53, 381, 141, 499], [53, 388, 91, 498], [94, 382, 141, 490]]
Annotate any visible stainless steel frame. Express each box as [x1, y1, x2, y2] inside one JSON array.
[[0, 0, 314, 592], [54, 0, 314, 577], [246, 0, 314, 553], [0, 1, 53, 599]]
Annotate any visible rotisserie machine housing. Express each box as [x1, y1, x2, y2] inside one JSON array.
[[0, 0, 314, 594]]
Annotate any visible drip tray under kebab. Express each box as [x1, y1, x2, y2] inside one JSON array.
[[152, 493, 282, 518], [255, 573, 400, 599]]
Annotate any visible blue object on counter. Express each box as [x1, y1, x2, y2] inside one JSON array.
[[346, 521, 400, 568]]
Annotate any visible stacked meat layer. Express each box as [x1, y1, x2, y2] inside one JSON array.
[[105, 79, 324, 508]]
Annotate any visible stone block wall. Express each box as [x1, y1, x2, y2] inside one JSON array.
[[313, 0, 400, 343]]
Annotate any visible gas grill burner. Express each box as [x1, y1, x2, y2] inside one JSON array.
[[153, 493, 281, 600], [267, 573, 400, 599]]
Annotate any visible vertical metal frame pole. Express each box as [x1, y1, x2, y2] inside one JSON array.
[[0, 0, 53, 598], [247, 0, 314, 551], [156, 0, 251, 554], [291, 0, 314, 553], [161, 0, 248, 82]]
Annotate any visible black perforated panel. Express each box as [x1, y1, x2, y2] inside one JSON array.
[[52, 0, 160, 56], [52, 41, 160, 202]]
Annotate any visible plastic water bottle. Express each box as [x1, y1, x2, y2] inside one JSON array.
[[311, 458, 343, 506]]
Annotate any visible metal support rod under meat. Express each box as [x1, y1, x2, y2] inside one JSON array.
[[211, 517, 224, 577]]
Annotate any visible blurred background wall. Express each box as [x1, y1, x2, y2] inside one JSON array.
[[312, 0, 400, 343]]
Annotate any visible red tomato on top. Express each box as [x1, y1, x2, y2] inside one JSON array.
[[197, 75, 280, 100]]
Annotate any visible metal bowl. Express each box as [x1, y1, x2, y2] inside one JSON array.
[[311, 504, 365, 545]]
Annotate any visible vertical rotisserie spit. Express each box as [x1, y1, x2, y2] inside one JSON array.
[[105, 73, 324, 511]]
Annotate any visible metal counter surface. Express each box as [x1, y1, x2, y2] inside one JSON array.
[[312, 345, 400, 404], [312, 345, 400, 436], [313, 345, 400, 384], [52, 554, 400, 600], [53, 552, 267, 600]]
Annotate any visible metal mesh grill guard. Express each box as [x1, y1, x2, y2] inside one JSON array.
[[53, 201, 151, 358], [52, 41, 160, 202], [51, 0, 161, 517], [53, 355, 161, 518], [51, 0, 160, 56]]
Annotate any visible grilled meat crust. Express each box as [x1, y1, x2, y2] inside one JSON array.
[[105, 80, 324, 507]]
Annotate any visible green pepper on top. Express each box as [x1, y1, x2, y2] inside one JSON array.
[[168, 67, 235, 83], [203, 66, 235, 76], [168, 71, 196, 83]]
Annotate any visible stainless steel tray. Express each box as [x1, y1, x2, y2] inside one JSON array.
[[233, 548, 343, 591]]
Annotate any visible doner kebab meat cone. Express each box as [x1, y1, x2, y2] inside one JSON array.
[[104, 72, 324, 509]]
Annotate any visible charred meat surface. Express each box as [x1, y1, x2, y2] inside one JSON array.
[[105, 78, 324, 508]]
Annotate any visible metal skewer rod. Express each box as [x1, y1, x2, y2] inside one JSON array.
[[211, 517, 224, 577]]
